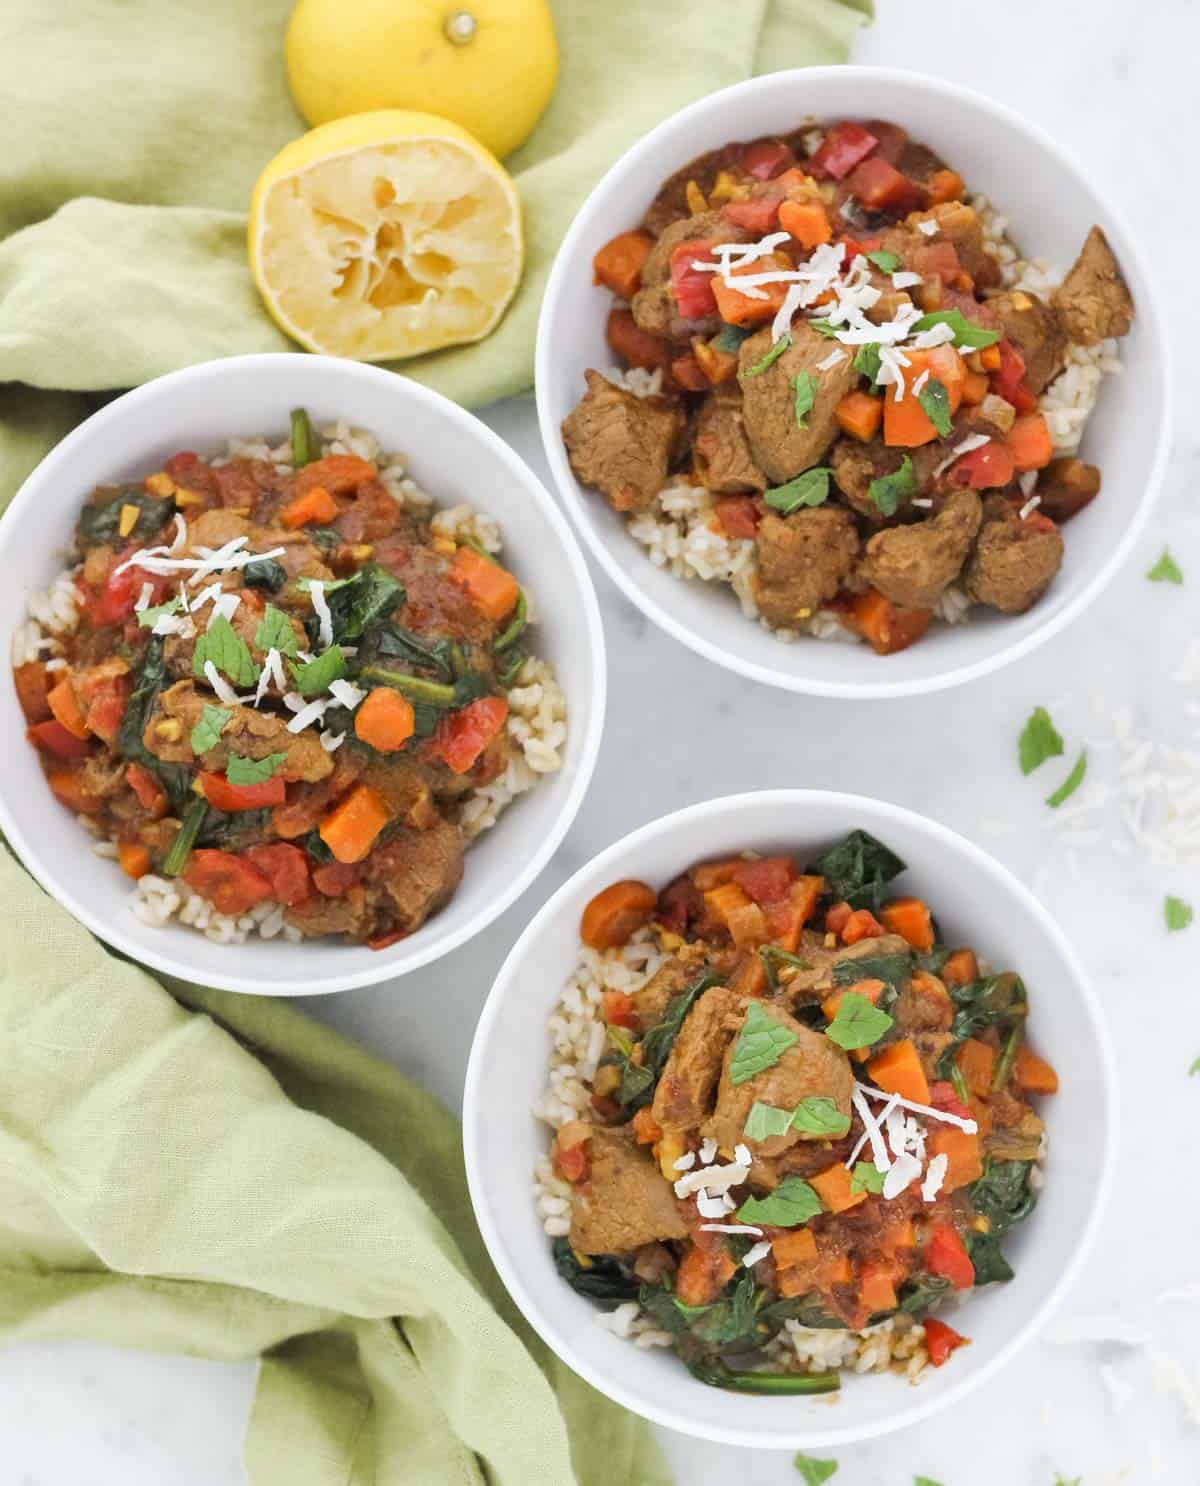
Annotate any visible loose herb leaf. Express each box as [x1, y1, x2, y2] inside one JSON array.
[[1147, 548, 1183, 584], [552, 1238, 638, 1304], [136, 597, 182, 629], [825, 992, 893, 1050], [739, 1175, 822, 1229], [914, 1478, 944, 1486], [713, 323, 752, 354], [812, 830, 906, 913], [917, 376, 953, 438], [254, 603, 299, 657], [1018, 706, 1064, 775], [790, 1096, 852, 1137], [743, 1101, 796, 1142], [868, 454, 917, 517], [189, 704, 231, 755], [866, 249, 901, 273], [764, 467, 831, 516], [854, 343, 883, 383], [794, 1453, 838, 1484], [226, 751, 286, 786], [912, 308, 999, 349], [1046, 749, 1087, 808], [850, 1160, 885, 1194], [194, 614, 259, 688], [730, 1002, 800, 1085], [1189, 1057, 1200, 1076], [290, 645, 347, 697], [741, 333, 792, 380], [793, 372, 818, 429], [1165, 895, 1193, 932], [290, 407, 313, 468]]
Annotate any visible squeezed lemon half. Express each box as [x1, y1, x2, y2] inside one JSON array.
[[249, 110, 523, 362]]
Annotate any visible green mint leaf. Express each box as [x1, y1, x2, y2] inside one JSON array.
[[825, 992, 893, 1050], [807, 318, 841, 339], [866, 250, 902, 273], [730, 1002, 800, 1085], [1165, 895, 1193, 933], [914, 1478, 945, 1486], [794, 1455, 838, 1486], [136, 596, 182, 629], [739, 1175, 822, 1229], [764, 467, 831, 516], [1189, 1056, 1200, 1076], [850, 1160, 886, 1195], [254, 603, 299, 657], [1018, 706, 1064, 775], [912, 308, 999, 349], [189, 704, 231, 756], [225, 751, 286, 786], [740, 333, 792, 380], [854, 343, 883, 383], [193, 613, 259, 688], [1052, 1478, 1081, 1486], [868, 454, 917, 517], [1147, 548, 1183, 584], [1045, 749, 1087, 808], [743, 1101, 797, 1142], [791, 1096, 852, 1137], [917, 376, 953, 438], [290, 645, 347, 697], [793, 371, 818, 429]]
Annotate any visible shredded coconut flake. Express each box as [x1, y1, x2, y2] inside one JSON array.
[[308, 581, 334, 650], [203, 660, 242, 706]]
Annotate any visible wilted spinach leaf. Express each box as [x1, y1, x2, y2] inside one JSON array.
[[307, 563, 405, 647], [758, 1293, 846, 1333], [617, 970, 724, 1111], [831, 951, 912, 998], [812, 830, 905, 912], [78, 488, 175, 546], [948, 973, 1026, 1042], [966, 1231, 1014, 1285], [552, 1239, 639, 1305], [897, 1273, 951, 1316], [116, 636, 192, 809], [243, 557, 287, 592], [198, 807, 273, 850], [970, 1160, 1037, 1237]]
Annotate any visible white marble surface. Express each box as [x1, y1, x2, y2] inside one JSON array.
[[4, 2, 1199, 1481]]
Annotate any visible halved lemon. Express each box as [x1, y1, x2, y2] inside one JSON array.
[[248, 110, 523, 362]]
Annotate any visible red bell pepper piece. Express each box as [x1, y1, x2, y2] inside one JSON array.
[[433, 696, 509, 775], [740, 138, 796, 181], [923, 1317, 969, 1367], [125, 762, 168, 817], [928, 1080, 973, 1122], [669, 241, 719, 319], [808, 121, 879, 181], [199, 770, 287, 812], [244, 842, 312, 906], [925, 1224, 976, 1291], [948, 442, 1016, 490], [601, 989, 638, 1029], [86, 563, 169, 627], [27, 719, 91, 761], [722, 196, 781, 234], [991, 338, 1038, 414], [182, 849, 275, 916]]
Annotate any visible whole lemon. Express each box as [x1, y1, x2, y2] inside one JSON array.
[[285, 0, 558, 161]]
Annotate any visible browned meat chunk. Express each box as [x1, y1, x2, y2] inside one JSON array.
[[693, 391, 765, 493], [562, 370, 684, 514], [964, 495, 1064, 614], [780, 933, 910, 1003], [641, 148, 748, 237], [286, 887, 372, 940], [1053, 226, 1133, 345], [1036, 457, 1101, 523], [702, 1001, 854, 1158], [923, 201, 1001, 288], [652, 984, 741, 1132], [363, 816, 464, 934], [569, 1127, 689, 1255], [753, 507, 859, 628], [738, 324, 857, 484], [631, 210, 746, 338], [859, 488, 982, 609], [144, 680, 333, 783], [635, 944, 713, 1030], [986, 289, 1066, 394], [830, 437, 941, 522]]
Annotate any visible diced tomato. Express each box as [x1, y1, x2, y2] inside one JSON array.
[[722, 196, 781, 234], [835, 234, 870, 267], [732, 855, 796, 906], [602, 988, 638, 1029], [990, 338, 1038, 414], [947, 442, 1016, 490], [81, 676, 130, 744], [923, 1317, 969, 1367], [311, 860, 364, 897], [182, 850, 274, 916], [655, 874, 695, 936], [125, 762, 168, 817], [164, 451, 207, 486], [928, 1080, 973, 1122], [433, 696, 509, 775], [87, 563, 170, 627], [844, 157, 924, 212], [670, 353, 709, 391], [713, 495, 761, 540], [605, 306, 670, 371], [244, 843, 312, 906], [925, 1224, 975, 1291], [27, 719, 91, 761], [911, 241, 961, 281], [669, 240, 719, 319], [825, 900, 852, 936], [808, 121, 879, 181], [13, 661, 51, 723], [841, 908, 885, 944], [741, 138, 796, 180], [198, 770, 287, 812], [862, 119, 908, 164]]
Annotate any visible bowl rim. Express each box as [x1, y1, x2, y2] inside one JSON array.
[[0, 352, 607, 995], [463, 788, 1118, 1448], [535, 64, 1174, 700]]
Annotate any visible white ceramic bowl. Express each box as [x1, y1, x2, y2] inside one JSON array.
[[465, 790, 1115, 1449], [536, 66, 1171, 699], [0, 354, 605, 996]]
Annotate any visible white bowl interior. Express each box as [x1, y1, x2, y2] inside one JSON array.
[[536, 67, 1169, 697], [465, 791, 1114, 1448], [0, 355, 604, 995]]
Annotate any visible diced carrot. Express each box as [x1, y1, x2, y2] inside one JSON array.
[[318, 784, 391, 865], [941, 948, 978, 986], [1015, 1043, 1059, 1094], [764, 874, 824, 951], [692, 334, 739, 386], [836, 389, 883, 442], [927, 168, 965, 205], [294, 454, 376, 496], [821, 977, 886, 1023], [28, 720, 90, 761], [714, 495, 760, 539], [704, 881, 766, 947], [880, 896, 934, 952], [879, 1218, 916, 1255], [961, 370, 989, 404], [354, 686, 416, 753], [448, 547, 520, 623], [825, 900, 852, 936], [843, 588, 933, 656], [670, 353, 709, 391], [48, 769, 98, 814], [593, 229, 654, 299], [778, 197, 831, 250], [810, 1163, 866, 1214], [820, 1254, 854, 1289], [909, 968, 951, 1009], [602, 988, 638, 1030], [580, 879, 657, 949], [280, 485, 338, 529], [927, 1125, 983, 1191], [858, 1259, 899, 1313], [728, 952, 769, 997], [868, 1039, 931, 1105], [979, 344, 1002, 371], [13, 661, 51, 723], [841, 908, 885, 945], [882, 345, 965, 447], [46, 676, 89, 740], [690, 858, 742, 892], [711, 252, 792, 327], [771, 1228, 818, 1271], [955, 1037, 996, 1097], [117, 840, 152, 880], [631, 1106, 663, 1145], [1007, 413, 1054, 472], [606, 307, 670, 371], [675, 1237, 737, 1307]]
